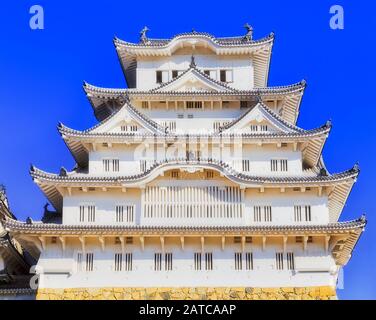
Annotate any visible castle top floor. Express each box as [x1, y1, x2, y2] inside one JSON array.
[[114, 26, 274, 90]]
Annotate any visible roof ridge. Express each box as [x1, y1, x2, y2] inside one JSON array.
[[115, 31, 274, 49]]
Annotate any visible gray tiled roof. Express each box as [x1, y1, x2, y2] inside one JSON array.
[[114, 31, 274, 48]]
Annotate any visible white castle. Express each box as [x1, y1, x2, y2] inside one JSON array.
[[1, 25, 365, 300]]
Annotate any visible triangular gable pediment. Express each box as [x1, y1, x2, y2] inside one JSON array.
[[222, 103, 303, 134], [153, 68, 236, 93], [88, 105, 156, 134]]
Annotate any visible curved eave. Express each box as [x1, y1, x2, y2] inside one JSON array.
[[30, 161, 358, 216], [84, 81, 305, 124], [59, 123, 330, 169], [4, 217, 366, 266]]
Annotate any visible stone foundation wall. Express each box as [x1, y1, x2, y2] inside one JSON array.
[[37, 286, 336, 300]]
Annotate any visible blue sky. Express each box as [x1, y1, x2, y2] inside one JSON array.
[[0, 1, 375, 299]]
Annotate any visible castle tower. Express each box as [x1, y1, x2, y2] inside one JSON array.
[[1, 26, 365, 300]]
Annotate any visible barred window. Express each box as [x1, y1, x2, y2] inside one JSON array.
[[264, 206, 272, 222], [154, 253, 172, 271], [294, 205, 311, 222], [205, 253, 213, 271], [305, 205, 312, 221], [79, 205, 95, 223], [112, 159, 119, 172], [85, 253, 94, 272], [242, 160, 250, 172], [165, 253, 173, 271], [87, 205, 96, 222], [194, 253, 202, 270], [77, 253, 83, 271], [103, 159, 119, 172], [254, 206, 262, 222], [171, 170, 179, 179], [115, 205, 134, 223], [276, 252, 284, 270], [124, 253, 133, 271], [271, 159, 278, 172], [206, 171, 214, 179], [271, 159, 288, 172], [114, 253, 122, 271], [254, 206, 272, 222], [280, 159, 288, 172], [245, 252, 253, 270], [154, 253, 162, 271], [140, 160, 147, 172], [287, 252, 295, 270], [294, 205, 302, 222], [79, 205, 85, 222], [235, 252, 243, 270], [186, 101, 202, 109]]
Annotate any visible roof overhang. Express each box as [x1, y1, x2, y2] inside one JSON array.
[[5, 217, 366, 266], [84, 81, 306, 123], [59, 122, 330, 169], [30, 161, 359, 218]]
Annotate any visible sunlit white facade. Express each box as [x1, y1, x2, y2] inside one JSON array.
[[2, 26, 365, 298]]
